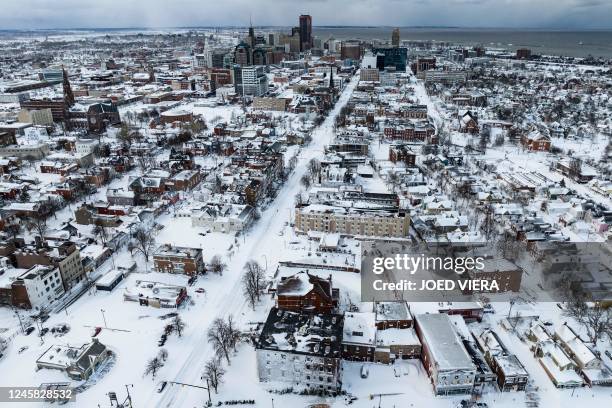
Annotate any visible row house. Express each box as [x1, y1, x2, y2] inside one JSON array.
[[0, 181, 27, 200], [398, 104, 429, 119], [166, 149, 195, 171], [191, 203, 254, 232], [466, 258, 523, 294], [554, 324, 600, 370], [474, 328, 530, 391], [383, 121, 436, 143], [342, 312, 377, 362], [107, 188, 136, 206], [40, 161, 78, 176], [74, 204, 123, 228], [0, 158, 21, 175], [79, 166, 116, 187], [389, 144, 417, 167], [166, 170, 201, 191], [375, 301, 413, 330], [100, 155, 134, 173]]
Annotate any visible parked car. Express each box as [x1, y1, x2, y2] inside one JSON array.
[[360, 364, 369, 379], [157, 381, 168, 393], [24, 326, 35, 335]]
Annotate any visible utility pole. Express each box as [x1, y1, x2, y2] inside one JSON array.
[[101, 309, 108, 328], [507, 298, 516, 318], [12, 306, 24, 333], [167, 380, 211, 405], [124, 384, 134, 407]]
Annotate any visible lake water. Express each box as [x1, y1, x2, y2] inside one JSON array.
[[313, 27, 612, 58]]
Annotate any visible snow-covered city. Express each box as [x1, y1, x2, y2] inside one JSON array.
[[0, 2, 611, 408]]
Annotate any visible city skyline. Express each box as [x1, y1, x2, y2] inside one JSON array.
[[2, 0, 612, 30]]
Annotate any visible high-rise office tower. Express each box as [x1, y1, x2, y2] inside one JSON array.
[[299, 14, 312, 51], [392, 28, 400, 47]]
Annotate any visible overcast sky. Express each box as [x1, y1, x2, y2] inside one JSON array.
[[1, 0, 611, 30]]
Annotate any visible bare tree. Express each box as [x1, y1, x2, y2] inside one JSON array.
[[496, 236, 522, 262], [117, 123, 133, 148], [479, 204, 496, 240], [569, 157, 582, 180], [565, 292, 611, 346], [209, 255, 226, 275], [288, 155, 298, 171], [172, 315, 186, 337], [242, 260, 266, 310], [300, 174, 311, 189], [157, 348, 168, 362], [5, 223, 20, 240], [93, 224, 108, 245], [508, 310, 522, 334], [27, 216, 47, 243], [130, 227, 155, 262], [387, 171, 400, 193], [225, 315, 242, 352], [213, 175, 223, 193], [208, 318, 231, 364], [0, 336, 7, 354], [144, 356, 164, 378], [308, 158, 321, 183], [203, 358, 226, 393]]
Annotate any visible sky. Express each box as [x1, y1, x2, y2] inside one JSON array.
[[1, 0, 611, 30]]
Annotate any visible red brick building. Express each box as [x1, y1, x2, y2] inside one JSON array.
[[521, 131, 551, 151], [276, 272, 339, 314], [389, 145, 417, 167]]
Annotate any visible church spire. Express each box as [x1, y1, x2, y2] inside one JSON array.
[[62, 66, 75, 107]]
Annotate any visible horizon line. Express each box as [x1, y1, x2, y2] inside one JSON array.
[[2, 25, 612, 32]]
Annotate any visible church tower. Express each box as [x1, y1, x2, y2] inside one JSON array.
[[62, 67, 75, 107]]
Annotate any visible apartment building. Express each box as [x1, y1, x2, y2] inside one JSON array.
[[13, 265, 65, 311], [295, 205, 410, 237], [14, 242, 86, 291], [360, 68, 380, 82], [252, 97, 288, 111], [256, 308, 344, 392], [153, 245, 204, 275], [234, 66, 268, 97]]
